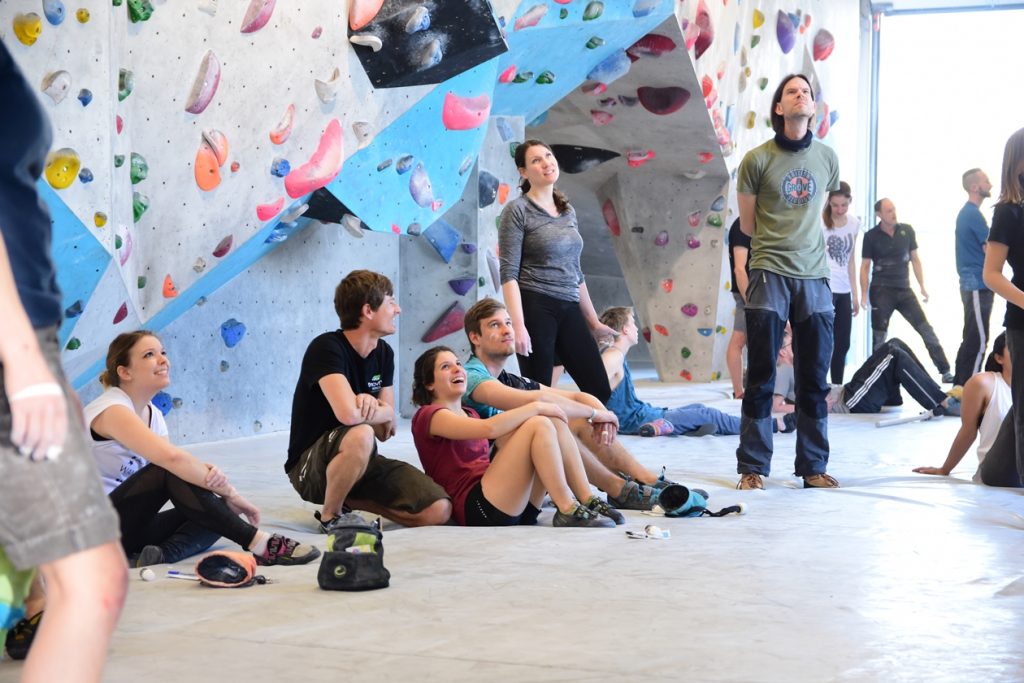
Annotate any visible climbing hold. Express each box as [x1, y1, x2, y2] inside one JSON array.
[[279, 202, 308, 225], [586, 36, 604, 49], [118, 230, 134, 266], [581, 82, 606, 96], [496, 117, 514, 142], [687, 235, 700, 249], [112, 302, 128, 324], [404, 6, 429, 33], [514, 4, 546, 31], [688, 211, 701, 227], [448, 278, 475, 296], [697, 328, 713, 337], [680, 347, 691, 359], [681, 19, 699, 51], [587, 50, 631, 85], [498, 65, 517, 83], [352, 121, 373, 149], [512, 71, 535, 84], [753, 10, 765, 29], [751, 35, 761, 49], [716, 325, 727, 335], [75, 8, 89, 23], [220, 319, 247, 347], [118, 68, 133, 102], [94, 212, 107, 227], [194, 143, 221, 191], [198, 0, 217, 15], [661, 279, 673, 293], [757, 77, 769, 91], [44, 148, 80, 189], [43, 1, 65, 25], [694, 0, 714, 59], [590, 110, 613, 126], [162, 275, 178, 298], [654, 325, 669, 336], [707, 214, 723, 227], [461, 243, 478, 254], [422, 219, 460, 263], [65, 300, 83, 318], [132, 192, 149, 223], [631, 226, 644, 233], [498, 184, 510, 204], [559, 8, 568, 19], [396, 155, 414, 174], [422, 302, 466, 342], [230, 161, 240, 172], [552, 145, 619, 174], [627, 34, 676, 60], [116, 115, 123, 134], [137, 276, 147, 288], [711, 195, 726, 211], [816, 103, 831, 139], [632, 0, 659, 18], [641, 327, 651, 343], [479, 170, 499, 207], [416, 39, 442, 70], [349, 0, 384, 30], [777, 11, 796, 54], [212, 235, 233, 257], [314, 67, 341, 104], [407, 222, 422, 236], [13, 13, 43, 45], [409, 163, 435, 208], [442, 92, 491, 130], [77, 88, 92, 106], [599, 97, 617, 108], [813, 29, 834, 61], [284, 118, 344, 198], [654, 231, 669, 247], [240, 0, 275, 33], [582, 1, 603, 21], [698, 151, 713, 164], [264, 226, 290, 244], [311, 25, 322, 38], [78, 168, 93, 183], [129, 152, 148, 184], [65, 337, 81, 351], [535, 71, 555, 85], [378, 158, 393, 172], [202, 129, 229, 166], [220, 361, 230, 372], [269, 103, 294, 144], [626, 150, 655, 168], [184, 51, 220, 114], [601, 199, 620, 237], [683, 170, 706, 180], [256, 197, 284, 221], [127, 0, 153, 22], [637, 86, 690, 115], [42, 71, 72, 104], [349, 33, 383, 51], [679, 370, 692, 381], [681, 304, 698, 317], [341, 214, 364, 238], [270, 158, 291, 177]]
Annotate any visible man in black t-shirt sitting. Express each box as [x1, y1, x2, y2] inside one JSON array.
[[859, 198, 952, 383], [286, 270, 451, 530]]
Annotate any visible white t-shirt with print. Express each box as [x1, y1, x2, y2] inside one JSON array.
[[822, 216, 861, 294], [83, 387, 168, 494]]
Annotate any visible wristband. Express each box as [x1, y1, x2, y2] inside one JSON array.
[[9, 383, 63, 402]]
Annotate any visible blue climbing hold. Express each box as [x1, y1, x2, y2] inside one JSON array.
[[377, 158, 393, 172], [710, 195, 726, 211], [422, 219, 461, 263], [78, 168, 94, 183], [271, 158, 291, 177], [64, 300, 83, 318], [448, 277, 476, 296], [586, 50, 631, 86], [152, 392, 173, 415], [479, 170, 499, 207], [77, 88, 92, 106], [396, 155, 414, 174], [697, 327, 713, 337], [265, 226, 290, 243], [632, 0, 659, 17], [220, 318, 247, 348], [496, 117, 515, 142], [43, 0, 66, 25]]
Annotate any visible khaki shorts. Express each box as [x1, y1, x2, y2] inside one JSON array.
[[288, 424, 448, 513], [0, 328, 120, 570]]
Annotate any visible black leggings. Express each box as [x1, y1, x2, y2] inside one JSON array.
[[830, 292, 852, 384], [518, 289, 611, 403], [109, 464, 257, 555]]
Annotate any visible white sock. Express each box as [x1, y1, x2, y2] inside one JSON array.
[[248, 530, 270, 555]]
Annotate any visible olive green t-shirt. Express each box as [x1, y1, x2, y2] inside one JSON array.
[[736, 138, 840, 279]]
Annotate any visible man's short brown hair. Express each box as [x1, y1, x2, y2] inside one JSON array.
[[334, 270, 393, 330], [599, 306, 634, 333], [463, 298, 507, 349]]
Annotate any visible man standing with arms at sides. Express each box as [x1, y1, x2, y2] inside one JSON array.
[[860, 198, 953, 383], [953, 169, 994, 387], [286, 270, 451, 531], [734, 74, 841, 490]]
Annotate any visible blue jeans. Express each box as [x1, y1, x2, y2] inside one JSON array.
[[663, 404, 741, 435], [737, 270, 834, 477]]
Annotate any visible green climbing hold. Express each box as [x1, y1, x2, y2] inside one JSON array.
[[583, 1, 603, 21], [751, 35, 761, 49], [127, 0, 153, 22], [113, 0, 123, 5], [114, 154, 125, 167], [114, 235, 123, 249], [118, 68, 134, 102], [512, 71, 534, 83], [706, 213, 723, 227], [509, 142, 520, 158], [681, 347, 691, 359], [65, 337, 81, 351], [559, 8, 568, 19], [130, 152, 148, 184], [535, 71, 555, 85], [586, 36, 605, 49], [478, 277, 486, 287], [137, 276, 147, 288], [757, 77, 768, 90], [132, 192, 149, 222]]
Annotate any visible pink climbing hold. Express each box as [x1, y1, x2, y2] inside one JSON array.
[[688, 211, 701, 227], [626, 150, 655, 167], [116, 115, 124, 135], [816, 103, 831, 139], [269, 104, 294, 145], [240, 0, 276, 33], [498, 65, 517, 84], [626, 33, 677, 60], [514, 4, 547, 31], [118, 230, 133, 267], [113, 302, 128, 324], [284, 119, 344, 198], [661, 279, 673, 293], [694, 0, 714, 59], [813, 29, 834, 61], [682, 19, 700, 51], [256, 197, 284, 221], [581, 82, 607, 96], [422, 302, 466, 343], [185, 50, 221, 114], [590, 110, 614, 126], [681, 304, 698, 317], [212, 235, 233, 257], [442, 92, 491, 130], [349, 0, 384, 31], [601, 199, 620, 237]]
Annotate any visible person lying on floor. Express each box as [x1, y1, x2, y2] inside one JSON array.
[[914, 332, 1014, 483], [85, 330, 322, 568], [461, 298, 675, 512], [598, 306, 796, 437], [775, 336, 959, 416], [411, 346, 617, 528]]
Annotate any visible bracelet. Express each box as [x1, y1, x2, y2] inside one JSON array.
[[587, 407, 597, 423], [9, 383, 63, 402]]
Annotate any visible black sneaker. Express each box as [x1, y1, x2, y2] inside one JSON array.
[[4, 611, 42, 660], [135, 545, 165, 568], [314, 506, 353, 533], [781, 413, 797, 433], [552, 504, 616, 528], [606, 480, 659, 510], [585, 496, 625, 525], [941, 372, 955, 384]]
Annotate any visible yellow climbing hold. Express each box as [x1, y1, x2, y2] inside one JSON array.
[[94, 212, 107, 227], [76, 8, 89, 22], [13, 13, 43, 45], [753, 10, 764, 29], [44, 148, 81, 190]]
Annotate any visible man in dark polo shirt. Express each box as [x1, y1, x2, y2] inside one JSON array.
[[859, 198, 952, 382]]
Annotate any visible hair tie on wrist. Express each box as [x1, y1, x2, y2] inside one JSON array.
[[9, 383, 63, 402]]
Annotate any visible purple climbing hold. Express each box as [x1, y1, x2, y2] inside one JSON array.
[[409, 163, 435, 208], [461, 242, 478, 254], [687, 235, 700, 249], [654, 231, 669, 247], [448, 278, 476, 296], [776, 11, 796, 54], [422, 219, 461, 263], [113, 302, 128, 324], [681, 304, 699, 317], [422, 302, 466, 342], [220, 319, 247, 348]]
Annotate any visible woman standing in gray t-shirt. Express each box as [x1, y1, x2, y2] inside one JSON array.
[[497, 139, 616, 402]]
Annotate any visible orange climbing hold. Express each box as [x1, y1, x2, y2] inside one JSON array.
[[349, 0, 384, 30], [162, 275, 178, 298], [497, 183, 510, 204], [194, 143, 221, 191]]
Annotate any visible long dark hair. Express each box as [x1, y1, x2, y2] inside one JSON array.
[[984, 332, 1008, 373], [823, 181, 852, 230], [515, 139, 570, 214], [770, 74, 813, 135], [412, 345, 455, 406]]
